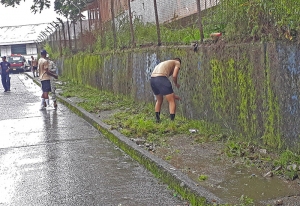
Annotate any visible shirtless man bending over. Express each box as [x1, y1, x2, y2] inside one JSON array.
[[150, 58, 181, 122]]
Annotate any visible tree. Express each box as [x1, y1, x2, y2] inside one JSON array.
[[54, 0, 86, 21], [1, 0, 91, 14], [1, 0, 51, 13], [54, 0, 89, 52]]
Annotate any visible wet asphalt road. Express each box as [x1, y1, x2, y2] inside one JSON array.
[[0, 74, 185, 206]]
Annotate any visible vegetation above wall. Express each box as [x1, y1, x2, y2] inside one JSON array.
[[36, 0, 300, 58], [204, 0, 300, 43], [94, 0, 300, 51]]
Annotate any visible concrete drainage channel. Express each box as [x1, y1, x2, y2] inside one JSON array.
[[28, 73, 223, 206]]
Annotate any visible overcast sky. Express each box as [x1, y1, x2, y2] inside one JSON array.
[[0, 0, 66, 27]]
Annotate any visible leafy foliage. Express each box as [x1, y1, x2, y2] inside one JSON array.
[[94, 15, 200, 52], [197, 174, 208, 181], [274, 150, 300, 168], [205, 0, 300, 42], [54, 0, 87, 20], [44, 42, 60, 59], [0, 0, 50, 13], [0, 0, 88, 17]]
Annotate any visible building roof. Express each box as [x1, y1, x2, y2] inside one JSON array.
[[0, 23, 50, 46]]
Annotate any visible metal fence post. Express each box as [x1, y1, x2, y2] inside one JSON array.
[[58, 26, 62, 56], [57, 18, 67, 50], [51, 32, 54, 49], [62, 23, 67, 48], [67, 19, 72, 51], [45, 29, 52, 46], [153, 0, 161, 46], [128, 0, 135, 47], [196, 0, 204, 43], [98, 0, 103, 49], [41, 32, 48, 43], [73, 21, 77, 51], [111, 0, 117, 49], [50, 23, 58, 52], [98, 0, 102, 31], [88, 9, 91, 32], [94, 6, 98, 30], [47, 26, 55, 49], [55, 27, 58, 52], [79, 17, 83, 51]]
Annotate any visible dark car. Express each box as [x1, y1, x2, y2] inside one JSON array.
[[7, 54, 26, 73]]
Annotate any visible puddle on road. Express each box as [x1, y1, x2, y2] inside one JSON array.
[[209, 167, 299, 204], [156, 138, 300, 205]]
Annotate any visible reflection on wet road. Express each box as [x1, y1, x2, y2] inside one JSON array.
[[0, 74, 185, 205]]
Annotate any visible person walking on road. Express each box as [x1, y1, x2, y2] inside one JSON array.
[[0, 56, 11, 92], [46, 54, 58, 108], [38, 50, 55, 110], [31, 56, 38, 77], [150, 58, 181, 122]]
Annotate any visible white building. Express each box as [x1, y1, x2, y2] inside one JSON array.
[[0, 23, 49, 61]]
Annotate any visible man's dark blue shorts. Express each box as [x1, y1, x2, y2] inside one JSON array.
[[41, 80, 51, 92], [150, 76, 173, 95]]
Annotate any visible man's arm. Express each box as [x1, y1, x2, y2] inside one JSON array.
[[6, 63, 11, 73], [49, 61, 56, 73], [46, 61, 58, 79], [172, 66, 180, 88], [52, 62, 57, 73]]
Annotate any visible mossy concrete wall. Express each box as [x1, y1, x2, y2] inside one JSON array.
[[58, 42, 300, 151]]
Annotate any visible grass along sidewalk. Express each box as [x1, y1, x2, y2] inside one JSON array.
[[57, 78, 228, 149]]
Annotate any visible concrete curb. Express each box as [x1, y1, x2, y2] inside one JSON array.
[[28, 74, 224, 206]]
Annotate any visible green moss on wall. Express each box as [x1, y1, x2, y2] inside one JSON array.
[[60, 44, 289, 151], [262, 52, 282, 149], [210, 59, 227, 117], [210, 55, 259, 140], [236, 55, 258, 139], [64, 53, 106, 88]]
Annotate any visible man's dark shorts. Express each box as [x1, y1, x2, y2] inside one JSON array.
[[150, 76, 173, 95], [41, 80, 51, 92], [33, 66, 37, 70]]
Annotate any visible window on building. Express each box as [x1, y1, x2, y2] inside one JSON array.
[[0, 45, 11, 56], [26, 44, 37, 55], [11, 44, 26, 54]]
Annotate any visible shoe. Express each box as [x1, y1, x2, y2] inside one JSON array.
[[4, 90, 7, 92], [46, 106, 55, 110], [40, 105, 45, 110]]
